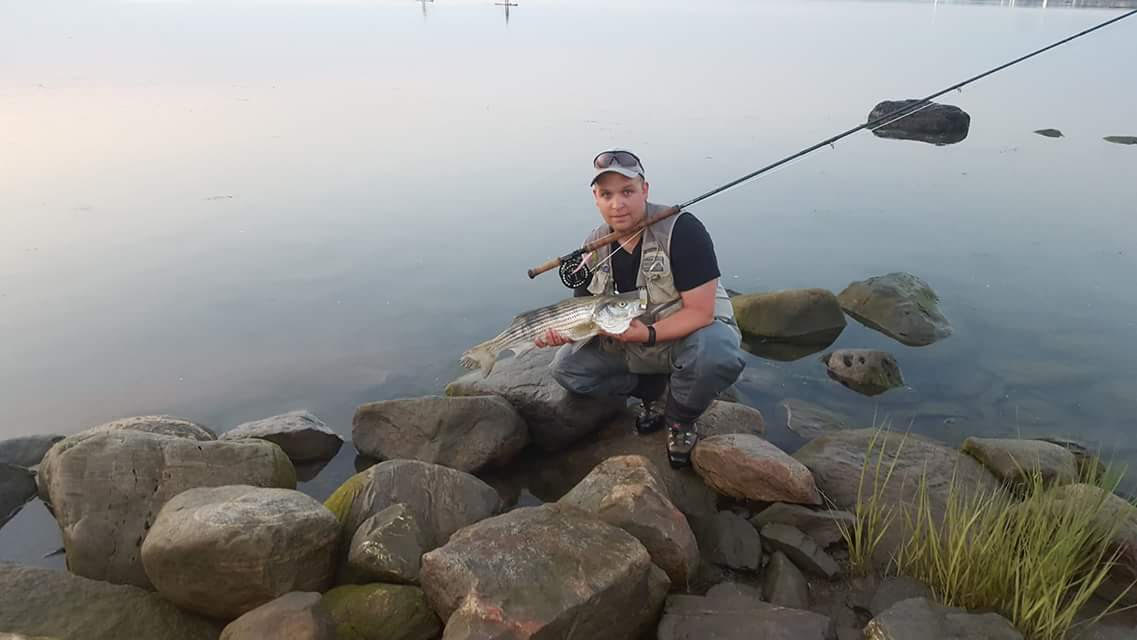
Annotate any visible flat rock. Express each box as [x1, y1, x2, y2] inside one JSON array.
[[658, 593, 836, 640], [760, 523, 841, 579], [558, 455, 699, 587], [1, 463, 37, 530], [822, 349, 904, 397], [690, 510, 762, 572], [220, 411, 343, 462], [731, 288, 847, 343], [352, 395, 527, 472], [865, 597, 1022, 639], [706, 581, 763, 604], [751, 503, 855, 548], [837, 273, 952, 347], [220, 592, 335, 640], [782, 399, 851, 440], [961, 437, 1078, 485], [444, 347, 624, 451], [765, 550, 810, 609], [0, 435, 64, 468], [37, 430, 296, 588], [693, 434, 821, 505], [141, 486, 339, 620], [0, 563, 220, 639], [347, 503, 427, 584], [869, 576, 933, 616], [420, 503, 668, 640], [322, 584, 442, 640], [868, 100, 970, 145]]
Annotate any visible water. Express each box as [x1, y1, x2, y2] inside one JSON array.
[[1, 0, 1135, 566]]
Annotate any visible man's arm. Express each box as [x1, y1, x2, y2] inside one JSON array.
[[606, 279, 716, 344]]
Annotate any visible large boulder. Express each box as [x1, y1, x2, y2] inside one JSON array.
[[321, 584, 442, 640], [865, 597, 1021, 639], [337, 459, 501, 552], [658, 593, 836, 640], [0, 435, 64, 468], [794, 429, 1000, 565], [346, 503, 428, 584], [420, 503, 668, 640], [961, 437, 1078, 486], [79, 414, 216, 440], [822, 349, 904, 397], [1, 463, 37, 529], [868, 99, 971, 145], [0, 563, 221, 639], [837, 273, 952, 347], [693, 434, 821, 505], [730, 288, 846, 345], [220, 411, 343, 463], [352, 396, 527, 472], [444, 348, 624, 451], [501, 401, 763, 519], [37, 429, 295, 588], [220, 592, 335, 640], [558, 455, 699, 587]]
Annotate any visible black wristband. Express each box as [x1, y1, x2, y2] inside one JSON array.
[[646, 325, 656, 347]]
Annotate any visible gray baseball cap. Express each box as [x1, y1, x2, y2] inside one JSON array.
[[590, 150, 645, 185]]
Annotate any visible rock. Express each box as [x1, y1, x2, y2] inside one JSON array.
[[220, 411, 343, 462], [961, 437, 1078, 486], [37, 430, 296, 588], [347, 503, 427, 584], [322, 584, 441, 640], [445, 348, 624, 451], [794, 429, 1000, 566], [558, 455, 699, 587], [869, 576, 933, 616], [81, 414, 216, 440], [0, 563, 221, 639], [868, 99, 970, 145], [1034, 128, 1063, 138], [731, 288, 847, 344], [693, 434, 821, 505], [501, 401, 762, 520], [742, 336, 836, 362], [1049, 484, 1137, 605], [822, 349, 904, 397], [220, 592, 335, 640], [760, 524, 841, 579], [658, 593, 836, 640], [352, 395, 527, 472], [706, 581, 763, 604], [691, 510, 762, 572], [1, 464, 37, 529], [782, 399, 851, 440], [142, 486, 338, 620], [0, 435, 64, 468], [1104, 136, 1137, 145], [339, 459, 501, 552], [765, 551, 810, 609], [420, 503, 668, 640], [837, 273, 952, 347], [1035, 436, 1105, 480], [865, 597, 1022, 639], [751, 503, 855, 548]]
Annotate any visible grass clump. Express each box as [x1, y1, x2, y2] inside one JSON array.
[[833, 426, 907, 576]]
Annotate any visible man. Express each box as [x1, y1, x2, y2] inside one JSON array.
[[534, 149, 746, 468]]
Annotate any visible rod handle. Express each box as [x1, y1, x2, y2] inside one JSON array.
[[528, 256, 563, 279]]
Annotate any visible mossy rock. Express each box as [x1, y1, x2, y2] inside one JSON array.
[[321, 584, 441, 640], [324, 470, 371, 525]]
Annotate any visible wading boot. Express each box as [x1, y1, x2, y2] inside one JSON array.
[[666, 419, 699, 469], [635, 398, 665, 435]]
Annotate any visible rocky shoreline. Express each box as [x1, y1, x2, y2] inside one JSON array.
[[2, 274, 1135, 639]]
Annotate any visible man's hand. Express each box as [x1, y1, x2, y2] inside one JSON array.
[[601, 318, 650, 343], [534, 328, 572, 348]]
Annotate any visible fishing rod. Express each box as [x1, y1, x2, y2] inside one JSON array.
[[527, 7, 1137, 287]]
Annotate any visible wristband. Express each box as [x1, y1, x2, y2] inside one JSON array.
[[646, 325, 656, 347]]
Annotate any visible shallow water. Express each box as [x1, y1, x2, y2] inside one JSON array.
[[2, 0, 1135, 566]]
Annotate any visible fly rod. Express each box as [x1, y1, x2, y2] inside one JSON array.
[[527, 7, 1137, 286]]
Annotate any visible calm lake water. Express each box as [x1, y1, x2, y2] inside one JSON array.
[[2, 0, 1135, 567]]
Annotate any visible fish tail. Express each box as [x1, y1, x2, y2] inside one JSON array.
[[459, 343, 498, 377]]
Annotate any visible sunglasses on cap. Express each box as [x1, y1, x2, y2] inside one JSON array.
[[593, 150, 644, 172]]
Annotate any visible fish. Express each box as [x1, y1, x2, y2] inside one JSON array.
[[460, 289, 648, 376]]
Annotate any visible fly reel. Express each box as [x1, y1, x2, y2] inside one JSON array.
[[558, 254, 592, 289]]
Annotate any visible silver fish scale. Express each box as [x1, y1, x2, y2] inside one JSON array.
[[496, 298, 595, 349]]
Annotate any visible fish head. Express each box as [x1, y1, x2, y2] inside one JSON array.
[[594, 289, 648, 333]]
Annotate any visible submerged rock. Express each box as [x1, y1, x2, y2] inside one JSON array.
[[837, 272, 952, 346], [1104, 136, 1137, 145], [822, 349, 904, 397], [731, 288, 846, 344], [220, 411, 343, 463], [865, 597, 1022, 640], [781, 399, 852, 440], [1034, 128, 1064, 138], [868, 99, 970, 145]]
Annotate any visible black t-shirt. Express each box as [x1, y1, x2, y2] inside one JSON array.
[[574, 212, 721, 296]]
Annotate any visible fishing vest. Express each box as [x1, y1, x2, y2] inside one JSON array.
[[582, 202, 735, 372]]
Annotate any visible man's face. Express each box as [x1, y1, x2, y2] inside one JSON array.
[[592, 172, 649, 233]]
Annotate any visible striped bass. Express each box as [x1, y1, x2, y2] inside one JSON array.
[[460, 289, 647, 376]]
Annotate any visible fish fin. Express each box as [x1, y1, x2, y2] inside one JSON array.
[[509, 341, 536, 357], [459, 345, 497, 377]]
